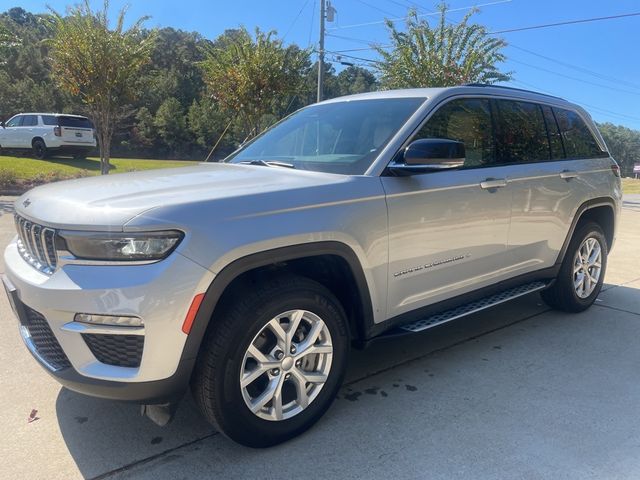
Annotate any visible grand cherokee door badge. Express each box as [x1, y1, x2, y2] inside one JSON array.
[[394, 254, 469, 278]]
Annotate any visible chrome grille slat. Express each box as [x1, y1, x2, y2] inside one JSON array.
[[31, 224, 44, 264], [14, 214, 57, 274], [41, 228, 53, 266]]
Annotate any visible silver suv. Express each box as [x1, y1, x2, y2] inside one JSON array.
[[3, 85, 621, 447]]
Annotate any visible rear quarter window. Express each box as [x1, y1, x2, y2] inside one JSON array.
[[58, 116, 93, 129], [41, 115, 58, 126], [553, 108, 606, 159]]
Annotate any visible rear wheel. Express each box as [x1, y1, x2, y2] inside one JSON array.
[[541, 222, 607, 312], [32, 139, 47, 160], [191, 275, 349, 447]]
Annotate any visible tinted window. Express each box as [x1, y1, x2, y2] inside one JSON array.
[[22, 115, 37, 126], [5, 116, 22, 127], [413, 98, 494, 167], [495, 100, 549, 163], [58, 116, 93, 128], [541, 105, 564, 160], [229, 98, 425, 175], [41, 115, 58, 126], [553, 108, 605, 158]]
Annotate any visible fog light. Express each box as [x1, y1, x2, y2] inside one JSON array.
[[74, 313, 143, 327]]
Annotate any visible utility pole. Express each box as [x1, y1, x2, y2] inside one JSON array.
[[317, 1, 336, 102], [317, 0, 326, 103]]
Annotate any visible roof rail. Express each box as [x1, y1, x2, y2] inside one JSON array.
[[462, 83, 564, 101]]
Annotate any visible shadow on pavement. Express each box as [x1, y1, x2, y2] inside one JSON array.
[[55, 389, 215, 479], [54, 287, 640, 478], [54, 293, 549, 477], [0, 200, 14, 216]]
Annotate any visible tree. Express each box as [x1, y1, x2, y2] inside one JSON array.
[[48, 1, 155, 173], [0, 23, 14, 62], [336, 66, 378, 96], [200, 27, 310, 139], [154, 97, 187, 154], [598, 122, 640, 177], [131, 106, 155, 150], [376, 3, 510, 89], [187, 99, 232, 157]]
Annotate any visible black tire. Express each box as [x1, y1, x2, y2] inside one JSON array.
[[32, 139, 47, 159], [541, 222, 608, 312], [191, 274, 349, 447]]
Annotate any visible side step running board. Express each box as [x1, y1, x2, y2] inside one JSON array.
[[399, 281, 547, 333]]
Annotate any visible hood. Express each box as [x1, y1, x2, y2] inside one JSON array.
[[14, 163, 356, 230]]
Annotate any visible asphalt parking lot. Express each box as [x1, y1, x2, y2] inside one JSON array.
[[1, 195, 640, 480]]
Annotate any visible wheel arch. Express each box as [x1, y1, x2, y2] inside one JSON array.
[[31, 136, 46, 147], [181, 241, 375, 367], [556, 197, 616, 265]]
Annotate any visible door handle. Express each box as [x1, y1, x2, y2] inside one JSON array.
[[480, 178, 507, 190], [560, 170, 579, 180]]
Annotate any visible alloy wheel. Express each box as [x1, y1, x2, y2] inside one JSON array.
[[240, 309, 333, 421], [573, 237, 602, 299]]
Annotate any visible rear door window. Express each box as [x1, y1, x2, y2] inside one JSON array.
[[540, 105, 564, 160], [553, 108, 606, 159], [22, 115, 38, 127], [495, 100, 550, 163], [58, 116, 93, 129]]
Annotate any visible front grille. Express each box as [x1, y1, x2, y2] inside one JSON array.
[[82, 334, 144, 368], [20, 304, 71, 370], [14, 214, 57, 274]]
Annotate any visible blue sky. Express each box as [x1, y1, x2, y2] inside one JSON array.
[[10, 0, 640, 129]]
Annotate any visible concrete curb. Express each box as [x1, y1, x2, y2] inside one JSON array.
[[0, 189, 26, 196]]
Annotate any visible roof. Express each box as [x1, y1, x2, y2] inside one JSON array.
[[320, 84, 574, 109], [11, 113, 89, 118]]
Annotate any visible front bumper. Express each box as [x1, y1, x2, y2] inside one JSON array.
[[4, 238, 214, 402]]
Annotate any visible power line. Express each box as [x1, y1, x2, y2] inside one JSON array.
[[352, 0, 399, 18], [283, 0, 312, 41], [490, 11, 640, 34], [509, 44, 640, 91], [330, 8, 640, 94], [385, 0, 422, 12], [326, 32, 377, 45], [330, 9, 640, 53], [327, 0, 511, 30], [510, 58, 640, 97], [324, 5, 640, 122], [307, 0, 316, 47], [324, 49, 379, 64]]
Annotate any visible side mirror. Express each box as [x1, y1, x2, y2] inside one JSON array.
[[1, 121, 5, 128], [388, 138, 465, 175], [404, 138, 465, 168]]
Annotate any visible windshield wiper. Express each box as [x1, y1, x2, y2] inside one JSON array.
[[239, 160, 296, 169]]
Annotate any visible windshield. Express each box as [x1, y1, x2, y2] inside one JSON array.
[[227, 97, 425, 175]]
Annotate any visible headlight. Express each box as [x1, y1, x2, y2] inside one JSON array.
[[58, 230, 183, 261]]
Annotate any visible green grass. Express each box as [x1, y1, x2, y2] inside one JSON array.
[[622, 177, 640, 194], [0, 155, 198, 191]]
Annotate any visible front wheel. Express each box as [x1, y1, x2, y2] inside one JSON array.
[[191, 275, 349, 447], [541, 222, 608, 312]]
